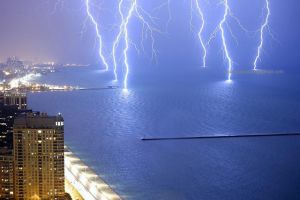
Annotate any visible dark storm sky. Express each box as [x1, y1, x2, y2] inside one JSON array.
[[0, 0, 299, 71]]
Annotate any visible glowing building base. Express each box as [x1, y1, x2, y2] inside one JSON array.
[[65, 179, 84, 200], [64, 146, 121, 200]]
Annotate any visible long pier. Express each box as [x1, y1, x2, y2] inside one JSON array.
[[77, 86, 119, 91], [141, 132, 300, 141], [24, 86, 120, 93]]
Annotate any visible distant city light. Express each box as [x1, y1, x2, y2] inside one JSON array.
[[3, 71, 11, 76], [8, 73, 41, 88]]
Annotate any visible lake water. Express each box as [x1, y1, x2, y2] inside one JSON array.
[[28, 67, 300, 200]]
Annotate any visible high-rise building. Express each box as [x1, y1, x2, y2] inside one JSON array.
[[3, 92, 27, 110], [0, 150, 14, 199], [0, 92, 31, 199], [13, 112, 65, 200], [0, 92, 31, 150]]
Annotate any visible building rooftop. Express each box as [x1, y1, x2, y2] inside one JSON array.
[[13, 112, 63, 129]]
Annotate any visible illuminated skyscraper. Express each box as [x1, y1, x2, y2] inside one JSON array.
[[3, 92, 27, 110], [0, 150, 14, 199], [13, 113, 65, 200]]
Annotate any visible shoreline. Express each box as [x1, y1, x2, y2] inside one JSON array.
[[64, 146, 121, 200]]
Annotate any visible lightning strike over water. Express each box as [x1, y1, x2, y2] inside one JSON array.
[[112, 0, 159, 90], [112, 0, 126, 82], [194, 0, 207, 68], [85, 0, 110, 72], [81, 0, 272, 85], [253, 0, 271, 70], [122, 0, 136, 91], [219, 0, 233, 81]]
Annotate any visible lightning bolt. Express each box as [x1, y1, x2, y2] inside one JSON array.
[[253, 0, 270, 70], [122, 0, 136, 91], [206, 0, 258, 81], [112, 0, 159, 91], [206, 0, 233, 81], [219, 0, 233, 81], [112, 0, 126, 82], [194, 0, 207, 68], [85, 0, 109, 72]]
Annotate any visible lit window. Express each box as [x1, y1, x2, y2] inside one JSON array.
[[56, 121, 64, 126]]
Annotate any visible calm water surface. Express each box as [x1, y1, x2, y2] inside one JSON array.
[[28, 67, 300, 200]]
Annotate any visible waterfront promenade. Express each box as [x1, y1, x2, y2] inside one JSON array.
[[65, 147, 121, 200]]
